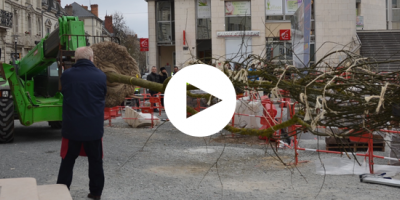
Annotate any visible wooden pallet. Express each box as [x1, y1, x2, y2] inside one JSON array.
[[325, 135, 385, 152]]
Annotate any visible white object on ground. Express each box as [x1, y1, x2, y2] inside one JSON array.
[[0, 177, 72, 200], [231, 99, 249, 127], [315, 157, 400, 176], [124, 107, 161, 128], [360, 173, 400, 187], [244, 100, 263, 129]]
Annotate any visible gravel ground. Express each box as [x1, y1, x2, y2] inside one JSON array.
[[1, 111, 400, 200]]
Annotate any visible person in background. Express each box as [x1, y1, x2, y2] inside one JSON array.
[[234, 63, 242, 71], [131, 86, 141, 111], [146, 66, 161, 112], [172, 66, 179, 76], [159, 67, 168, 107], [224, 63, 232, 71], [159, 67, 168, 83], [248, 64, 259, 81]]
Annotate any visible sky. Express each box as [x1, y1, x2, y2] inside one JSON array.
[[62, 0, 149, 38]]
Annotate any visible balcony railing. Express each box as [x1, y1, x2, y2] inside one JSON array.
[[0, 9, 13, 28]]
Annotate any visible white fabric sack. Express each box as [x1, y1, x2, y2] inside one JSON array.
[[124, 107, 160, 128]]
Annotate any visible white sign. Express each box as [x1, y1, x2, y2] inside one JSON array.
[[164, 64, 236, 137], [217, 31, 260, 37], [197, 0, 211, 19], [266, 0, 283, 15]]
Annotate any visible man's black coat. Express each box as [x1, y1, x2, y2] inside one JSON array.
[[146, 72, 161, 94], [61, 59, 107, 141]]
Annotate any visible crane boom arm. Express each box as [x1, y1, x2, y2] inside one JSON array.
[[18, 16, 86, 78]]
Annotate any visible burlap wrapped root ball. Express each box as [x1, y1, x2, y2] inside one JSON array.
[[91, 41, 140, 107]]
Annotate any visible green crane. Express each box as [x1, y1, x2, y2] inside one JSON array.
[[0, 16, 92, 143]]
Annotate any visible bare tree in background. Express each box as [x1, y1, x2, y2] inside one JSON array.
[[112, 12, 146, 74], [112, 12, 128, 44]]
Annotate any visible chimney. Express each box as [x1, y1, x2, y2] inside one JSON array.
[[65, 4, 73, 16], [105, 15, 113, 33], [91, 4, 98, 17], [82, 5, 88, 10]]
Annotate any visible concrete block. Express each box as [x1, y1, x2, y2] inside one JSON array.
[[37, 184, 72, 200], [0, 178, 39, 200]]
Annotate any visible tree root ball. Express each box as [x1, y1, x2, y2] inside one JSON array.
[[91, 41, 140, 107]]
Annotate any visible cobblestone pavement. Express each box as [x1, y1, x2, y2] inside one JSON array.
[[0, 112, 399, 200]]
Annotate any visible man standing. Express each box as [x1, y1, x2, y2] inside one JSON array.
[[172, 66, 179, 76], [147, 66, 161, 111], [159, 66, 168, 83], [159, 67, 168, 107], [248, 64, 259, 81], [57, 47, 106, 200]]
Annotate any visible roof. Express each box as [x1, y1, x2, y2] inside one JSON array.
[[102, 26, 112, 36], [69, 2, 103, 22], [42, 0, 67, 16]]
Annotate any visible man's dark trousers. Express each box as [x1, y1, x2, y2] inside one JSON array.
[[57, 139, 104, 196]]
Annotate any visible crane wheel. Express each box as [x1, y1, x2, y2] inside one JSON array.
[[0, 98, 14, 143]]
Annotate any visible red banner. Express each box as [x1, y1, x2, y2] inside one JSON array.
[[140, 38, 149, 51], [279, 29, 291, 41]]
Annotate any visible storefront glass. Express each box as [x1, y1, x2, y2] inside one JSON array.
[[225, 1, 251, 31], [157, 23, 172, 42], [265, 0, 315, 66], [156, 1, 175, 43], [225, 17, 251, 31], [266, 38, 293, 64], [266, 0, 301, 21], [196, 0, 212, 39]]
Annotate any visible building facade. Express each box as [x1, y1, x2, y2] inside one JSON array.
[[64, 3, 113, 46], [0, 0, 114, 64], [0, 0, 65, 64], [146, 0, 399, 71]]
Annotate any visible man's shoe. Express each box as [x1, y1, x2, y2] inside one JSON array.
[[88, 193, 101, 200]]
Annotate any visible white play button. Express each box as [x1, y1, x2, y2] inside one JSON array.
[[164, 64, 236, 137]]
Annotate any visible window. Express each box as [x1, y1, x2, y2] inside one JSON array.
[[197, 18, 211, 39], [225, 1, 251, 31], [28, 14, 31, 34], [266, 38, 315, 66], [196, 0, 211, 39], [392, 0, 400, 29], [266, 37, 293, 64], [225, 16, 251, 31], [394, 0, 400, 8], [49, 63, 59, 76], [393, 0, 400, 21], [37, 18, 41, 36], [156, 0, 175, 43], [266, 0, 298, 21], [47, 27, 50, 35]]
